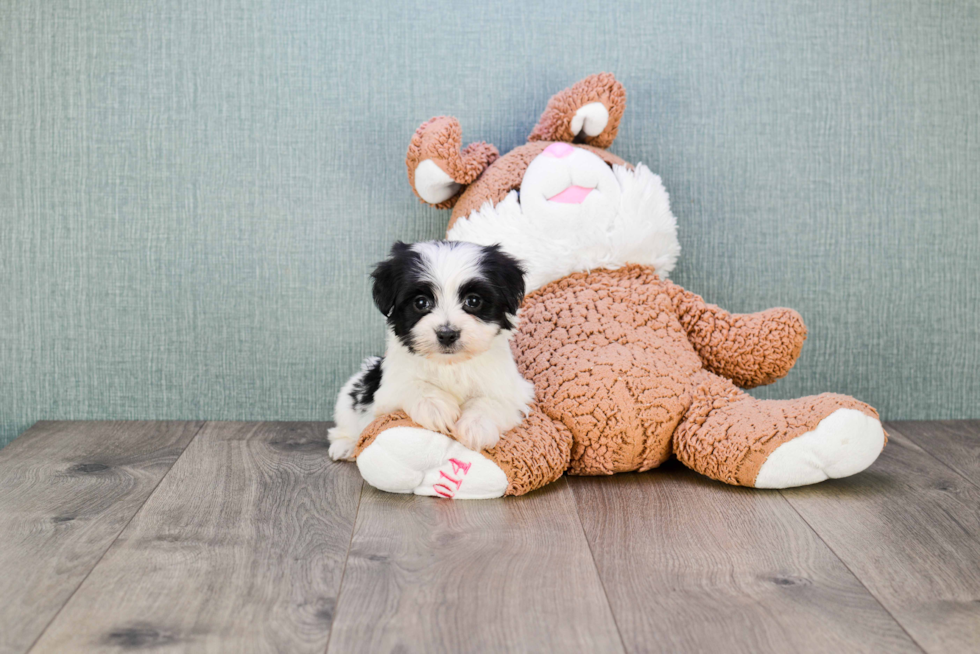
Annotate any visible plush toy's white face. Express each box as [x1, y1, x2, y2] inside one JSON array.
[[518, 142, 622, 223], [447, 144, 680, 294]]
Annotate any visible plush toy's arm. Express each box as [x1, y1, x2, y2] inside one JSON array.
[[484, 404, 573, 496], [664, 280, 808, 388]]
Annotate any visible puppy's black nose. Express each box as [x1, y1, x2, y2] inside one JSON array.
[[436, 327, 460, 346]]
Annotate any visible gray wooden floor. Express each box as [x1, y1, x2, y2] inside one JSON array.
[[0, 421, 978, 654]]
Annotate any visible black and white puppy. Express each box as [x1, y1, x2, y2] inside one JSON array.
[[327, 240, 534, 461]]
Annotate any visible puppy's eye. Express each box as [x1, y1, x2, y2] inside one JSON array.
[[413, 296, 432, 312], [463, 294, 482, 310]]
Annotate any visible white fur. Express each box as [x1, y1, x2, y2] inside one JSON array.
[[327, 356, 383, 461], [372, 330, 534, 451], [328, 242, 534, 460], [447, 150, 680, 292], [330, 333, 533, 459], [403, 242, 501, 362], [754, 409, 885, 488]]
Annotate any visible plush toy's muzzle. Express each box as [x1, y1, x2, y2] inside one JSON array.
[[447, 141, 628, 230]]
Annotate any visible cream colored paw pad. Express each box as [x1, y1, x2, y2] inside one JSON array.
[[356, 427, 508, 500], [754, 408, 885, 489]]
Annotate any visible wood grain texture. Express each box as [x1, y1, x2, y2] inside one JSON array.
[[29, 422, 362, 654], [327, 479, 624, 654], [569, 461, 921, 654], [888, 421, 980, 490], [7, 420, 980, 652], [0, 421, 203, 654], [782, 425, 980, 653]]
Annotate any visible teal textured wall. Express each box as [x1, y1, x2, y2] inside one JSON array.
[[2, 0, 978, 447]]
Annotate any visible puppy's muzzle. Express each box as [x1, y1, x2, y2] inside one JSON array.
[[436, 326, 461, 347]]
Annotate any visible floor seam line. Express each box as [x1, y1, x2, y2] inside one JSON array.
[[322, 475, 365, 654], [885, 422, 980, 492], [776, 490, 927, 654], [22, 420, 209, 654], [566, 476, 630, 654]]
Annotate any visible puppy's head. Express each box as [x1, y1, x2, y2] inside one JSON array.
[[372, 241, 526, 363]]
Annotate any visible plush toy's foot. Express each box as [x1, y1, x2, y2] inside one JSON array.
[[356, 427, 508, 499], [754, 408, 886, 489]]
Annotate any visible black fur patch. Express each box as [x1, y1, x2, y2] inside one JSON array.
[[470, 244, 526, 329], [370, 241, 419, 317], [371, 241, 434, 352], [349, 356, 383, 410], [370, 240, 527, 351]]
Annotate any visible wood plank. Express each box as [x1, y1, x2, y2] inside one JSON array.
[[327, 479, 624, 653], [30, 422, 363, 654], [0, 421, 203, 654], [569, 462, 921, 654], [782, 425, 980, 653], [888, 421, 980, 490]]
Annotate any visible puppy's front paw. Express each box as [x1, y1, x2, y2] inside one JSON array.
[[409, 394, 461, 434], [327, 429, 357, 462], [453, 412, 501, 452]]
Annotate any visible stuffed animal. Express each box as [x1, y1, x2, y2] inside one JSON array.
[[350, 73, 886, 499]]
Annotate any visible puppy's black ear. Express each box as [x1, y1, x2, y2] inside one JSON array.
[[371, 241, 412, 317], [480, 244, 526, 316]]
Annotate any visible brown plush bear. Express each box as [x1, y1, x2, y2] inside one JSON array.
[[351, 73, 885, 499]]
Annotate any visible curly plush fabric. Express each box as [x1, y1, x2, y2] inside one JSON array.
[[511, 265, 882, 485], [484, 405, 573, 496], [664, 280, 808, 388], [528, 72, 626, 148], [674, 371, 883, 485], [406, 116, 498, 209], [366, 73, 887, 498], [356, 265, 882, 494], [514, 266, 700, 476]]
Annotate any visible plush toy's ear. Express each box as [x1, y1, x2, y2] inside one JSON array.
[[406, 117, 499, 209], [528, 73, 626, 149]]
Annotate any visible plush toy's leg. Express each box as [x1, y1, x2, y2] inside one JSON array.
[[673, 371, 886, 488], [356, 418, 508, 500], [353, 405, 572, 499]]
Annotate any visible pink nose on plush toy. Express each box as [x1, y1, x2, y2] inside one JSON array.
[[542, 142, 575, 158]]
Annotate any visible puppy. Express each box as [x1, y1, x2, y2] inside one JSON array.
[[327, 240, 535, 461]]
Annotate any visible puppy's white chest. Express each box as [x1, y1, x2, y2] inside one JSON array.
[[420, 361, 482, 402]]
